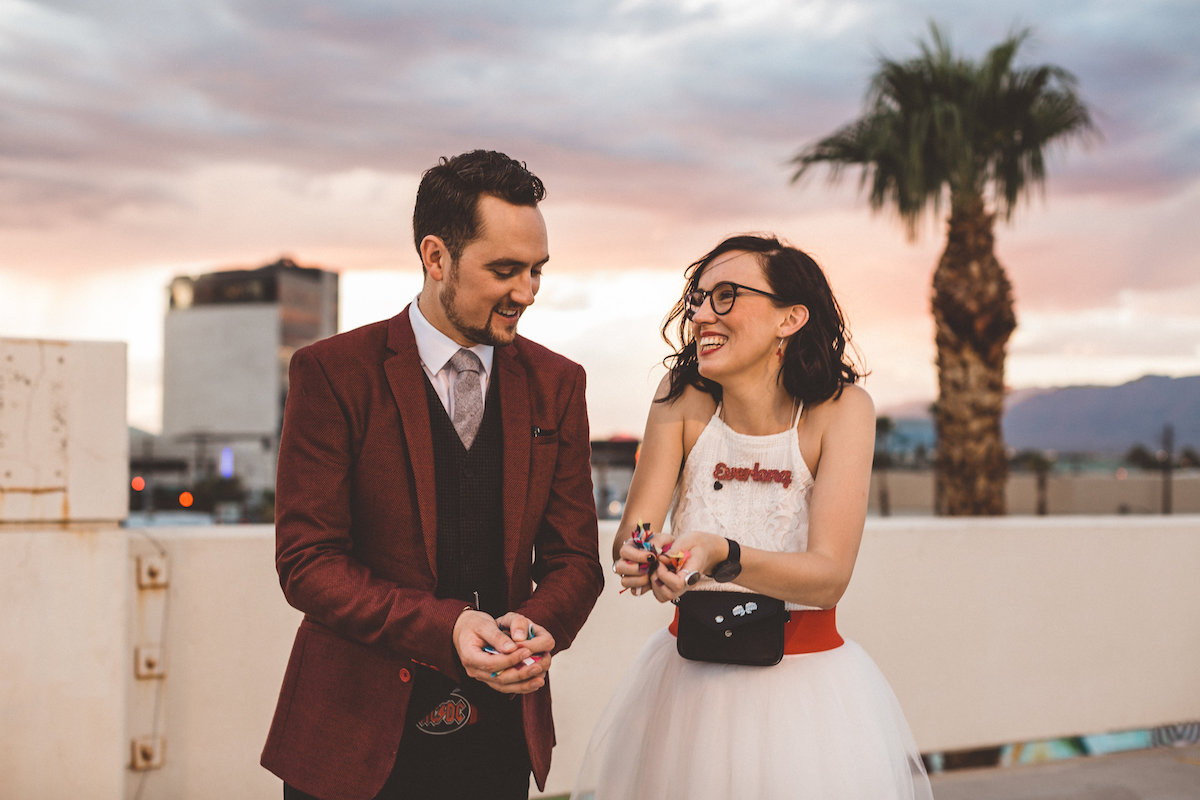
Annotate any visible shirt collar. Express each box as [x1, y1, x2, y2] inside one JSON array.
[[409, 297, 495, 376]]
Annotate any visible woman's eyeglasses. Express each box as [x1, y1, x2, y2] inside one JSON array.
[[684, 281, 782, 319]]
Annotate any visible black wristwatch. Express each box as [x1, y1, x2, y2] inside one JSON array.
[[710, 538, 742, 582]]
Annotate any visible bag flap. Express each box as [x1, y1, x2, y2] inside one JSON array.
[[676, 592, 785, 634]]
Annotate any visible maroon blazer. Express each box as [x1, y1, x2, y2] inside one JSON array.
[[261, 308, 604, 800]]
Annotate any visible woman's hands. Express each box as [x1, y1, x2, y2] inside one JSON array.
[[611, 535, 658, 596], [612, 530, 728, 603]]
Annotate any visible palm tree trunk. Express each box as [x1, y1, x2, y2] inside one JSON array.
[[931, 194, 1016, 515]]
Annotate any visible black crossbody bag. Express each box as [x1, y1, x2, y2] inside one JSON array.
[[675, 591, 790, 667]]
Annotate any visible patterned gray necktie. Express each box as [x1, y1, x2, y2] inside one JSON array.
[[449, 348, 484, 449]]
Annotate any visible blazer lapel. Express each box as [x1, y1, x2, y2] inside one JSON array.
[[384, 308, 439, 575], [497, 344, 530, 578]]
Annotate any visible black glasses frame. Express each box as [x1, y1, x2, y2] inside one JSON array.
[[684, 281, 782, 319]]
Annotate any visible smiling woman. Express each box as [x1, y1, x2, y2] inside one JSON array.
[[572, 234, 931, 800], [661, 236, 861, 409]]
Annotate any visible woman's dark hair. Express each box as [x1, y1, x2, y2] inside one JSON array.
[[660, 234, 863, 407], [412, 150, 546, 263]]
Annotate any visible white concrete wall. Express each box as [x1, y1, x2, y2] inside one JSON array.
[[6, 517, 1199, 799], [0, 336, 130, 799], [0, 338, 127, 522], [0, 527, 130, 799], [837, 516, 1200, 752], [869, 469, 1200, 515], [123, 527, 300, 800]]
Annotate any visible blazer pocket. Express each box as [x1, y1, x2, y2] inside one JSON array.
[[270, 620, 410, 788], [531, 425, 559, 444], [289, 620, 410, 727]]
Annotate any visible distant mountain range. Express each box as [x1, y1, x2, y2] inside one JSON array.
[[881, 374, 1200, 455]]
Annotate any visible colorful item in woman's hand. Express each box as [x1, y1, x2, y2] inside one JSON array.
[[621, 522, 691, 591], [631, 521, 655, 551], [633, 521, 690, 575], [620, 522, 657, 594], [658, 548, 690, 573]]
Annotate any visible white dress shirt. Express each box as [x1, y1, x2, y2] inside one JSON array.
[[408, 298, 493, 418]]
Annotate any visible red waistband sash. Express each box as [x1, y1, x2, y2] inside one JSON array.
[[668, 604, 844, 655]]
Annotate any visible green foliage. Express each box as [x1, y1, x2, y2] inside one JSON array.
[[791, 21, 1098, 238], [1124, 443, 1199, 471], [1011, 449, 1054, 474], [1124, 444, 1157, 470], [874, 415, 896, 469]]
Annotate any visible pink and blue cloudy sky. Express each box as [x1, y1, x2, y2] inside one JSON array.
[[2, 0, 1198, 437]]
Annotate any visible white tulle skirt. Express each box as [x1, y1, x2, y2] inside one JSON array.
[[571, 629, 933, 800]]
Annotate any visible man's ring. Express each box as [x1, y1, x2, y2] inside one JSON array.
[[680, 568, 700, 586]]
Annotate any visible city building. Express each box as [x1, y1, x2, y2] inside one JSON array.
[[591, 437, 639, 519], [154, 257, 338, 519]]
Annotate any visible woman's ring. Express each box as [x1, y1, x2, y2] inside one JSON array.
[[680, 568, 700, 586], [612, 561, 621, 575]]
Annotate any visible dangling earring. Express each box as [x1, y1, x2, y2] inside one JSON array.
[[776, 338, 785, 358]]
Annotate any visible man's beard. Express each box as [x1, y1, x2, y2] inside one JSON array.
[[440, 263, 517, 346]]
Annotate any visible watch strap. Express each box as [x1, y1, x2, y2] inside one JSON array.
[[711, 537, 741, 582]]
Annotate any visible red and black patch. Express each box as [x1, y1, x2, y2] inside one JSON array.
[[415, 689, 479, 736]]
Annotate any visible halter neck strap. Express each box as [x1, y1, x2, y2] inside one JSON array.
[[714, 400, 804, 431]]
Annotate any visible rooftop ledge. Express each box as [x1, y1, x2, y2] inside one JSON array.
[[1, 515, 1197, 798]]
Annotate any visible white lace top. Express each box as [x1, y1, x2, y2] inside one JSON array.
[[668, 404, 819, 611]]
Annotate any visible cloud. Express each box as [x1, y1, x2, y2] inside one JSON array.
[[1007, 281, 1200, 390], [0, 167, 180, 227], [3, 0, 1200, 430], [9, 0, 1192, 230], [1013, 282, 1200, 356]]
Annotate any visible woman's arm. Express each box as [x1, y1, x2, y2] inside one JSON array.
[[610, 379, 710, 593], [658, 384, 876, 608]]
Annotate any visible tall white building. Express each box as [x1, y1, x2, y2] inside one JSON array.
[[161, 258, 338, 500]]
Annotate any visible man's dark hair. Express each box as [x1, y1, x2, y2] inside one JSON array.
[[412, 150, 546, 263]]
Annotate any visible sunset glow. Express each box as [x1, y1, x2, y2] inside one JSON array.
[[2, 2, 1197, 437]]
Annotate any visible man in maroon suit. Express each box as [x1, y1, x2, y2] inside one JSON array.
[[262, 150, 605, 800]]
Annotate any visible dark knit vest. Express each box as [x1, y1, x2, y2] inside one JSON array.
[[423, 374, 506, 616]]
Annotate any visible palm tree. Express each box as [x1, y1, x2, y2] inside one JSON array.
[[874, 415, 896, 516], [791, 23, 1096, 515], [1011, 449, 1054, 515]]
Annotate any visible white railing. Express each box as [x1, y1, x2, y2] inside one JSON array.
[[2, 516, 1199, 799]]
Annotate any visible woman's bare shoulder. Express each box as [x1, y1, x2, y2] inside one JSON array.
[[803, 383, 875, 429], [650, 375, 719, 422]]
